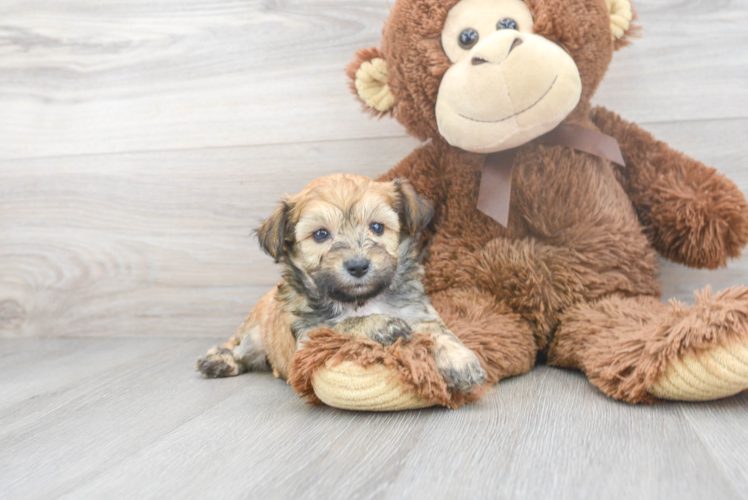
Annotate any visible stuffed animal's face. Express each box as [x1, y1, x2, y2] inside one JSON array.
[[348, 0, 635, 151], [436, 0, 582, 152]]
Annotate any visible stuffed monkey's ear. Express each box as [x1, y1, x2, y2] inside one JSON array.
[[255, 201, 293, 263], [346, 47, 396, 116], [607, 0, 638, 50], [392, 179, 434, 235]]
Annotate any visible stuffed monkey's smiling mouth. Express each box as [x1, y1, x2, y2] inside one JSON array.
[[458, 75, 558, 124]]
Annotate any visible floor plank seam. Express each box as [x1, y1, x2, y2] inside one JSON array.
[[0, 133, 414, 164]]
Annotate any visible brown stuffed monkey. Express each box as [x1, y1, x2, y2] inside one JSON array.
[[289, 0, 748, 409]]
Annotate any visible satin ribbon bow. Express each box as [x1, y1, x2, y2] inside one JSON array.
[[476, 123, 626, 227]]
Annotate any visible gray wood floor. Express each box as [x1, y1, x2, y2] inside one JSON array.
[[1, 339, 748, 500], [2, 0, 748, 499]]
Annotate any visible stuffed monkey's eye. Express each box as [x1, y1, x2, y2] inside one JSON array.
[[458, 28, 479, 49], [369, 222, 385, 235], [312, 229, 329, 242], [497, 18, 518, 30]]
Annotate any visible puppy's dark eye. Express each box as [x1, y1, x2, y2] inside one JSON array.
[[312, 229, 329, 243], [369, 222, 385, 235], [497, 18, 518, 30], [458, 28, 479, 49]]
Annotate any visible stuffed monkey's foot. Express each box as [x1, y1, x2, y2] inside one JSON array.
[[292, 289, 536, 411], [647, 286, 748, 401], [648, 342, 748, 401], [313, 361, 434, 411], [550, 286, 748, 403], [196, 346, 244, 378]]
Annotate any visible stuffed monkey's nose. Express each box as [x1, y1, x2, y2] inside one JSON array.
[[508, 37, 524, 54], [471, 35, 524, 66]]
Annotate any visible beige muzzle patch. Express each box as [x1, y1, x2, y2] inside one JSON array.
[[648, 341, 748, 401], [435, 30, 582, 154], [355, 58, 396, 113], [312, 361, 434, 411]]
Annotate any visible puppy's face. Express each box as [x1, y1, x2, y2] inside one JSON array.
[[257, 174, 433, 304]]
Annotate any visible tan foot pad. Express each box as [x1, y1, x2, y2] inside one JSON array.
[[312, 361, 434, 411], [649, 342, 748, 401]]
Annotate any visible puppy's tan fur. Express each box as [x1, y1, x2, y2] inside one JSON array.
[[197, 174, 486, 393]]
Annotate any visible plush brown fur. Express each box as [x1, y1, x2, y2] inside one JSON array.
[[591, 107, 748, 269], [288, 0, 748, 406], [288, 329, 487, 409], [549, 286, 748, 402]]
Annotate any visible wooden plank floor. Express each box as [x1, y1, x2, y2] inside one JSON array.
[[0, 338, 747, 500], [2, 0, 748, 498]]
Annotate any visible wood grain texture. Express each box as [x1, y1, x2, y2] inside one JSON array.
[[2, 124, 746, 338], [1, 339, 746, 500], [1, 0, 747, 339], [0, 137, 419, 338], [0, 0, 745, 160]]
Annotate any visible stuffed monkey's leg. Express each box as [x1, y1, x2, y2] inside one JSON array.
[[442, 236, 660, 349], [430, 288, 537, 386], [548, 287, 748, 403], [333, 314, 487, 392]]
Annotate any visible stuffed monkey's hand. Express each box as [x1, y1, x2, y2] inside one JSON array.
[[333, 314, 414, 345], [642, 170, 748, 269]]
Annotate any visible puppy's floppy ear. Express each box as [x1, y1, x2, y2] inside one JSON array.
[[392, 178, 434, 235], [255, 201, 293, 263]]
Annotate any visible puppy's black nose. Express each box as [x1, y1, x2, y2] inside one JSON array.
[[345, 258, 370, 278]]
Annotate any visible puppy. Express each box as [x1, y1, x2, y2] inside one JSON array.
[[196, 174, 486, 393]]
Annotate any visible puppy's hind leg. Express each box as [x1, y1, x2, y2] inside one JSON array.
[[197, 319, 270, 378], [196, 344, 245, 378]]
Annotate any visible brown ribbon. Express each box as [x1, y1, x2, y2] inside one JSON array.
[[477, 123, 626, 227]]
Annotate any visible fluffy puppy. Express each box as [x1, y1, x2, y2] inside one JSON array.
[[197, 174, 486, 393]]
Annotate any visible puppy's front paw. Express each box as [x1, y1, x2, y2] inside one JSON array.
[[196, 347, 241, 378], [434, 345, 486, 393], [370, 317, 413, 345]]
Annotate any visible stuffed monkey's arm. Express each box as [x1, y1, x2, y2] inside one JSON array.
[[591, 106, 748, 269]]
